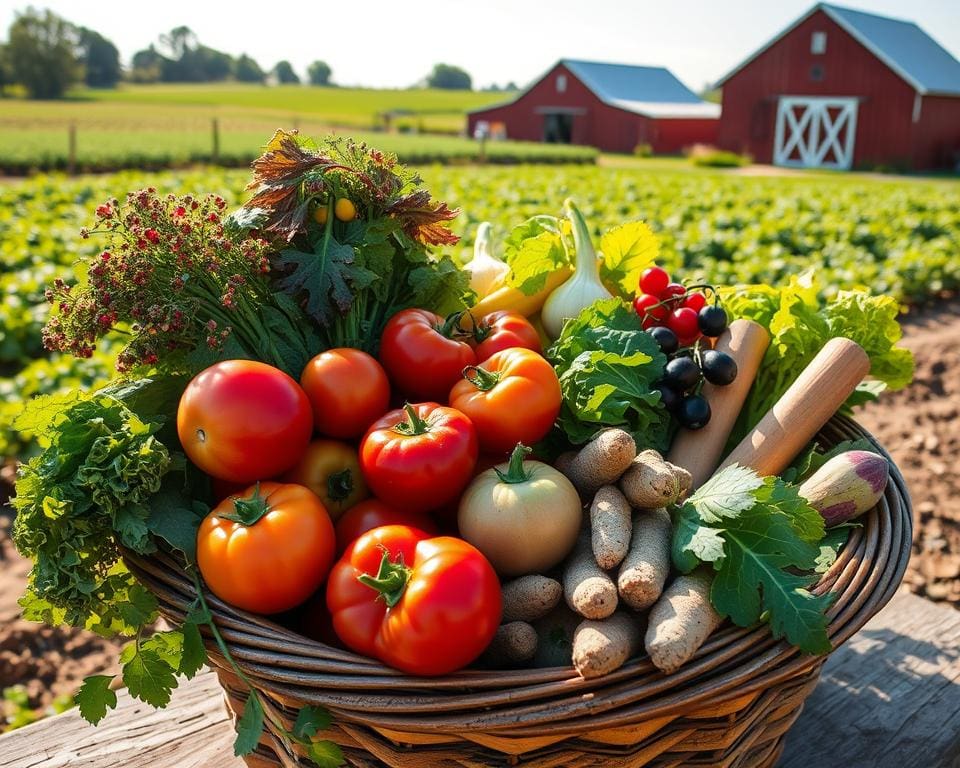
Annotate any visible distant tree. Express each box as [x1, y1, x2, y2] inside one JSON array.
[[0, 44, 9, 95], [6, 8, 81, 99], [307, 60, 332, 86], [234, 53, 265, 83], [273, 60, 300, 84], [131, 44, 164, 82], [78, 27, 121, 88], [159, 25, 197, 61], [505, 81, 518, 91], [426, 63, 472, 90]]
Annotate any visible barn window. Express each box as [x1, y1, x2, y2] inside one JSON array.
[[556, 74, 567, 93], [810, 65, 824, 82], [811, 31, 827, 54]]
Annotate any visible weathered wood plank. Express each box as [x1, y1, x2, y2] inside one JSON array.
[[779, 591, 960, 768], [1, 593, 957, 768], [0, 670, 240, 768]]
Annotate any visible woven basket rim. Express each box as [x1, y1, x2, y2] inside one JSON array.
[[125, 413, 912, 737]]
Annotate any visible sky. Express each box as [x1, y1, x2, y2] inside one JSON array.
[[1, 0, 959, 91]]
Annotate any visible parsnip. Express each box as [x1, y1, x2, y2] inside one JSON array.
[[563, 429, 636, 498], [617, 507, 672, 610], [644, 571, 722, 674], [501, 575, 562, 623], [563, 533, 618, 619], [590, 485, 632, 570], [572, 612, 642, 679]]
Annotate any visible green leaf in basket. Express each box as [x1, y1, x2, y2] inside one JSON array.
[[815, 524, 858, 574], [675, 465, 834, 655], [76, 674, 118, 725], [687, 464, 765, 524], [293, 705, 333, 741], [120, 644, 178, 708], [233, 693, 265, 757], [179, 619, 207, 680], [304, 739, 346, 768], [708, 505, 835, 655]]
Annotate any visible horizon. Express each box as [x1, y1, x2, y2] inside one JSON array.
[[0, 0, 958, 93]]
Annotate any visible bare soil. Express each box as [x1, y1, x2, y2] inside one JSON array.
[[0, 299, 956, 721]]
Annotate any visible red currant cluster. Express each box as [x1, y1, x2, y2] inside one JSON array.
[[633, 266, 727, 348]]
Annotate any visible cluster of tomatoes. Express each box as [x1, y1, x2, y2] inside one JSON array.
[[632, 266, 728, 347], [176, 308, 558, 676]]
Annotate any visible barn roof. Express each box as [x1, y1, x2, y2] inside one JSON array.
[[822, 4, 960, 96], [468, 59, 720, 119], [715, 3, 960, 97]]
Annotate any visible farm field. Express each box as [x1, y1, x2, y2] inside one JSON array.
[[0, 84, 567, 172]]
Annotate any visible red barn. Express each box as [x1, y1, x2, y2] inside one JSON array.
[[467, 59, 719, 155], [716, 3, 960, 171]]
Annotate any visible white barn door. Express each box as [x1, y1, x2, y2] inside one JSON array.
[[773, 97, 858, 170]]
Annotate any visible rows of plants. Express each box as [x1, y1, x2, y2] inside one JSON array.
[[1, 163, 957, 462], [0, 128, 597, 175]]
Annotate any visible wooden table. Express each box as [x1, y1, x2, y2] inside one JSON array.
[[1, 592, 958, 768]]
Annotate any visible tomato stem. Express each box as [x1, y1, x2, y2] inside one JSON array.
[[495, 443, 533, 484], [357, 547, 412, 608], [462, 364, 501, 392], [436, 311, 467, 340], [326, 469, 354, 504], [219, 483, 271, 526], [394, 403, 431, 436]]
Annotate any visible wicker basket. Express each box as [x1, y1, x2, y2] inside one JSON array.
[[125, 415, 912, 768]]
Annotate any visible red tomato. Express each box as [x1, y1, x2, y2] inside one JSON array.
[[360, 403, 478, 513], [639, 266, 670, 296], [449, 348, 561, 454], [326, 525, 501, 675], [178, 360, 312, 483], [668, 307, 701, 343], [335, 498, 437, 554], [633, 293, 668, 323], [379, 309, 476, 401], [472, 311, 542, 362], [300, 348, 390, 438], [683, 292, 707, 313], [660, 282, 687, 305], [196, 482, 335, 614]]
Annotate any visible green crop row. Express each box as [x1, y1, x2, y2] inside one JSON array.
[[1, 164, 958, 460]]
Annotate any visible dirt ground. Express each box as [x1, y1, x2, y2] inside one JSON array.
[[0, 299, 956, 722]]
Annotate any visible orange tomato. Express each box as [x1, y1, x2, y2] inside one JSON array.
[[448, 347, 561, 454], [283, 439, 368, 520], [196, 482, 335, 614], [300, 348, 390, 438]]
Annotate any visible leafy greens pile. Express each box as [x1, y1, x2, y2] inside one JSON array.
[[720, 271, 914, 446], [672, 464, 833, 654], [548, 298, 671, 451], [237, 131, 469, 353]]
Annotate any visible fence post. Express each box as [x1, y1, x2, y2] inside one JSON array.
[[211, 118, 220, 164], [67, 123, 77, 176]]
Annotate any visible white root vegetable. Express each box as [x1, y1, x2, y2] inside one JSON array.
[[563, 429, 636, 498], [617, 507, 672, 611], [572, 612, 641, 679], [481, 622, 538, 667], [501, 575, 562, 623], [563, 533, 618, 619], [644, 571, 722, 674], [463, 222, 509, 298], [591, 485, 632, 570], [619, 450, 689, 509]]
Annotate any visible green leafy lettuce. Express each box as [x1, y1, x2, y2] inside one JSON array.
[[720, 271, 914, 445], [547, 298, 670, 450], [672, 464, 834, 654], [11, 384, 206, 634]]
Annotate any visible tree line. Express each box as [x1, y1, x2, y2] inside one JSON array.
[[0, 7, 481, 99]]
